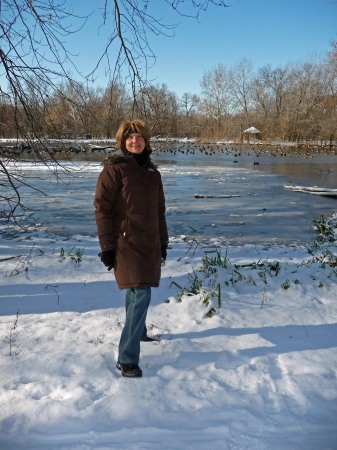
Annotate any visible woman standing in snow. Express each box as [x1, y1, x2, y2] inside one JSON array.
[[94, 119, 168, 378]]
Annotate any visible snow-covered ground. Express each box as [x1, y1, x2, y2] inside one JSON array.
[[0, 222, 337, 449]]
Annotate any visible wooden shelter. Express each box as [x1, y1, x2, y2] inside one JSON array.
[[243, 126, 261, 142]]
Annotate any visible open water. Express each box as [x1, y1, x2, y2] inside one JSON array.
[[3, 145, 337, 246]]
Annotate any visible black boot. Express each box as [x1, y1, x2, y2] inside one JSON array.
[[116, 361, 142, 378], [141, 335, 157, 342]]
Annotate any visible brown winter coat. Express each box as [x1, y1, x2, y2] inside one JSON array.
[[94, 151, 168, 289]]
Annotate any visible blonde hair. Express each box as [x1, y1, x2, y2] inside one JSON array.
[[115, 119, 152, 155]]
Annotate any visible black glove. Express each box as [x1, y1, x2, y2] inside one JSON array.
[[161, 246, 167, 261], [99, 250, 115, 271]]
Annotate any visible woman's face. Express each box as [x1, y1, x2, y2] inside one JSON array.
[[125, 132, 145, 154]]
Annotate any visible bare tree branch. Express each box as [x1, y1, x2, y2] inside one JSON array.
[[0, 0, 230, 229]]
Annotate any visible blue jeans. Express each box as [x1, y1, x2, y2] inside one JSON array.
[[118, 287, 151, 364]]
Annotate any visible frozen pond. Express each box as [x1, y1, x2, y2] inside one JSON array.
[[2, 146, 337, 246]]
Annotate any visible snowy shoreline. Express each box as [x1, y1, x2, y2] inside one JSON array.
[[0, 220, 337, 449]]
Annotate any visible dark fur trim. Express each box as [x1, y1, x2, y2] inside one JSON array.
[[103, 150, 157, 169], [103, 150, 128, 166]]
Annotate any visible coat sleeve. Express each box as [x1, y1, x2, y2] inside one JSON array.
[[158, 177, 169, 249], [94, 165, 121, 252]]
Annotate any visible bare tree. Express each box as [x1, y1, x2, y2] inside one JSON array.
[[285, 61, 326, 142], [228, 59, 254, 114], [200, 64, 233, 138], [228, 58, 255, 137], [317, 46, 337, 145], [259, 65, 290, 117], [134, 83, 178, 134], [255, 65, 291, 138], [0, 1, 88, 135], [251, 77, 273, 128], [179, 92, 200, 136], [0, 0, 89, 224], [101, 82, 129, 139], [0, 0, 229, 227], [180, 93, 199, 118], [328, 38, 337, 60]]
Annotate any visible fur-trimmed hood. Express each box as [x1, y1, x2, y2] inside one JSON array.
[[103, 150, 157, 169], [103, 150, 127, 165]]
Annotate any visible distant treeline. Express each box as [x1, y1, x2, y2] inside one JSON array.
[[1, 54, 336, 146]]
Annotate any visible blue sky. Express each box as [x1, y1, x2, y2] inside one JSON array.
[[69, 0, 337, 97]]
